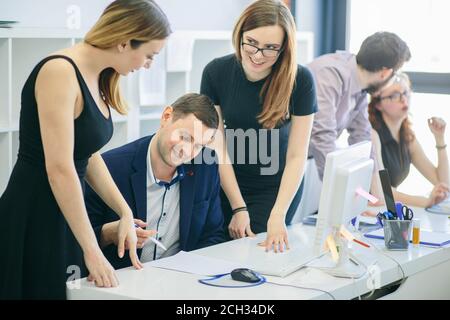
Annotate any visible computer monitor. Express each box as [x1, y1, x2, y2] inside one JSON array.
[[313, 141, 374, 278]]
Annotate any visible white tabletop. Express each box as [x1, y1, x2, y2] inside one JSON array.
[[67, 206, 450, 300]]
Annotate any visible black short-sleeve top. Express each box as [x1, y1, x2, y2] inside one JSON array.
[[200, 54, 317, 186]]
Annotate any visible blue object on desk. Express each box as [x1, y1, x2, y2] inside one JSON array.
[[376, 211, 396, 226], [395, 202, 414, 220], [376, 212, 385, 226], [198, 270, 266, 288], [364, 229, 450, 248], [395, 202, 404, 220], [303, 215, 317, 226]]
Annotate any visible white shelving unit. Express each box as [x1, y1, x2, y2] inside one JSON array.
[[0, 28, 139, 193], [0, 28, 314, 193]]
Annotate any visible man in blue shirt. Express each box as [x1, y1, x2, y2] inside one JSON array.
[[85, 93, 225, 269]]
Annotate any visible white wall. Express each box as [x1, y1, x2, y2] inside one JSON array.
[[0, 0, 253, 31], [0, 0, 110, 29], [1, 1, 319, 34], [157, 0, 253, 31]]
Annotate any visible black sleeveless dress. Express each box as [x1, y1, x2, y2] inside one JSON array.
[[0, 55, 113, 299], [375, 119, 411, 188]]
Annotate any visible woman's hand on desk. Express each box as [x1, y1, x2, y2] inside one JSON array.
[[259, 215, 289, 253], [426, 183, 450, 207], [85, 248, 119, 288], [228, 211, 255, 239]]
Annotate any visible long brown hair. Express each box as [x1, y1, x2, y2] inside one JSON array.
[[232, 0, 297, 129], [84, 0, 171, 115], [368, 73, 415, 144]]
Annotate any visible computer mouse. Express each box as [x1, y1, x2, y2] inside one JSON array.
[[230, 268, 261, 283]]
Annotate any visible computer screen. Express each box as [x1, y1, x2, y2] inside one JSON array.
[[314, 141, 373, 255]]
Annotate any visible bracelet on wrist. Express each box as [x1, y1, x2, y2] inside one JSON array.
[[436, 144, 447, 150], [232, 206, 247, 215]]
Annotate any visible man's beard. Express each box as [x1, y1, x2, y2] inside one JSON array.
[[364, 72, 396, 94]]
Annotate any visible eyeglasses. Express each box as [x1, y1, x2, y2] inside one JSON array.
[[379, 90, 411, 103], [241, 41, 282, 58]]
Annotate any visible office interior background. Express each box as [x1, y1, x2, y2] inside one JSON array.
[[1, 0, 449, 205]]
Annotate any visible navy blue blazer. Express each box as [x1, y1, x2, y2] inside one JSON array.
[[85, 135, 225, 269]]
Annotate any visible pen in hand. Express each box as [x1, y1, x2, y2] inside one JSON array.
[[134, 224, 167, 251]]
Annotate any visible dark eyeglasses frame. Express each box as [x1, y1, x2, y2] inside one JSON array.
[[378, 90, 411, 103], [240, 39, 284, 58]]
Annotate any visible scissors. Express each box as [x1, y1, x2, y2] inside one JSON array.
[[395, 202, 414, 220]]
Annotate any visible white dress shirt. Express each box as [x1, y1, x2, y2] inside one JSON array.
[[140, 138, 181, 262]]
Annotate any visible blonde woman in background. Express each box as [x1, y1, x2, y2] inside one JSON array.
[[0, 0, 171, 299]]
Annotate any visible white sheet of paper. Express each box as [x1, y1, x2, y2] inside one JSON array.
[[148, 251, 250, 276]]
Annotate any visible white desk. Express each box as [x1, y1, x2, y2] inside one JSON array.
[[67, 207, 450, 300]]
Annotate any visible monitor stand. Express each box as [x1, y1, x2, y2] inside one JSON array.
[[311, 237, 366, 279]]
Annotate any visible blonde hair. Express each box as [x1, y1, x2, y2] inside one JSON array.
[[84, 0, 171, 114], [232, 0, 297, 129]]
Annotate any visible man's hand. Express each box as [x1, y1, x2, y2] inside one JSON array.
[[101, 219, 157, 249]]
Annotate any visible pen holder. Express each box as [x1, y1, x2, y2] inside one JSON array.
[[383, 219, 412, 250]]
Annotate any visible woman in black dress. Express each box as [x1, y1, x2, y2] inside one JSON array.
[[200, 0, 317, 252], [0, 0, 171, 299], [369, 73, 449, 208]]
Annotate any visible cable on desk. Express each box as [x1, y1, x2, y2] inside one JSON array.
[[350, 275, 361, 300], [356, 230, 406, 283], [349, 253, 370, 300], [198, 273, 266, 288], [198, 273, 336, 299], [265, 281, 336, 300]]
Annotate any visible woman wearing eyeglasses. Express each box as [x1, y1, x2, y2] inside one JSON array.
[[200, 0, 317, 252], [369, 73, 449, 208]]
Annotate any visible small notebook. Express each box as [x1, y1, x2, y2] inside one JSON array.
[[364, 228, 450, 248]]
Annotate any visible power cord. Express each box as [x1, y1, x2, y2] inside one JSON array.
[[350, 275, 361, 300], [265, 281, 336, 300], [198, 272, 336, 300], [356, 230, 406, 282], [198, 273, 266, 288]]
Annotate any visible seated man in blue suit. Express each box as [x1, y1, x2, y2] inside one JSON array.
[[85, 93, 225, 269]]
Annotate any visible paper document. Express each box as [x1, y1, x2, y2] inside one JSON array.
[[426, 197, 450, 215], [148, 251, 250, 276]]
